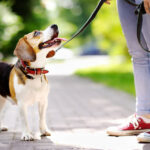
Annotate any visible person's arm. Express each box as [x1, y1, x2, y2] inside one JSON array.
[[105, 0, 111, 5], [144, 0, 150, 14]]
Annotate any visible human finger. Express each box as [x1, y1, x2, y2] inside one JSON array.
[[144, 1, 150, 14]]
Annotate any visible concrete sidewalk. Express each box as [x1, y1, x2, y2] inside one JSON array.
[[0, 75, 149, 150]]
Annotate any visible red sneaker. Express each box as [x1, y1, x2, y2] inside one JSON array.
[[137, 132, 150, 143], [107, 114, 150, 136]]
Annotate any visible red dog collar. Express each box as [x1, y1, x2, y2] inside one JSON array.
[[21, 60, 49, 75]]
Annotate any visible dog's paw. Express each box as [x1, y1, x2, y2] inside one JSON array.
[[34, 132, 41, 140], [0, 126, 8, 132], [21, 132, 34, 141], [41, 129, 51, 137]]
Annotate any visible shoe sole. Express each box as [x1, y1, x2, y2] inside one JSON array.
[[107, 129, 150, 136], [137, 136, 150, 143]]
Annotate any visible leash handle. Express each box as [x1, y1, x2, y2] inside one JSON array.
[[55, 0, 107, 52]]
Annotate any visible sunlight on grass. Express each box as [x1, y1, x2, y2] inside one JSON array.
[[76, 62, 135, 96]]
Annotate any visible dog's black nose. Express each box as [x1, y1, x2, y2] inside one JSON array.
[[51, 24, 59, 38], [51, 24, 58, 31]]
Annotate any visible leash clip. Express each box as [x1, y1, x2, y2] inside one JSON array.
[[135, 5, 141, 15], [34, 68, 37, 76], [135, 2, 146, 15], [25, 66, 29, 73]]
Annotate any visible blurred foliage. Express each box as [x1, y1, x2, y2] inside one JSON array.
[[92, 1, 129, 58], [0, 0, 128, 59], [0, 0, 50, 57], [0, 1, 23, 56]]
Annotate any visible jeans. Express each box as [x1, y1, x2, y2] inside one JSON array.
[[117, 0, 150, 115]]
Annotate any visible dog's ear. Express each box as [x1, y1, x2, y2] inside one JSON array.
[[46, 50, 55, 58], [14, 37, 36, 62]]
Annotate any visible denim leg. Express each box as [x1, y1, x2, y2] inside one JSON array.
[[117, 0, 150, 115]]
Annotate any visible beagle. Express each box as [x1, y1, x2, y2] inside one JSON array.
[[0, 24, 66, 141]]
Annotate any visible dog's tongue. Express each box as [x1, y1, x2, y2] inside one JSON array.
[[55, 38, 67, 41]]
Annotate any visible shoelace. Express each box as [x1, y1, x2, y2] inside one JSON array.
[[127, 115, 140, 129]]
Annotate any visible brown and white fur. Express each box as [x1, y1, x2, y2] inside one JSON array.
[[0, 24, 63, 141]]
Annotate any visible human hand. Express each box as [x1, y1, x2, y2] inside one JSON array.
[[105, 0, 111, 5], [144, 0, 150, 14]]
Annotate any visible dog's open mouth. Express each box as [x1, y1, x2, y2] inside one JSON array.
[[39, 37, 66, 49]]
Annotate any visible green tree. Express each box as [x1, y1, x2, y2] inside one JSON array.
[[0, 1, 23, 57]]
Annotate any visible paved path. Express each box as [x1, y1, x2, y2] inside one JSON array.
[[0, 75, 149, 150]]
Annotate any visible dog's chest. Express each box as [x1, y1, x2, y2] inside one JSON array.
[[26, 76, 47, 90], [14, 75, 49, 104]]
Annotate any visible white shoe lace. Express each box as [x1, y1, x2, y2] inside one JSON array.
[[127, 115, 140, 129]]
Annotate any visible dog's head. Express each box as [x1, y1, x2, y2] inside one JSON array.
[[14, 24, 66, 63]]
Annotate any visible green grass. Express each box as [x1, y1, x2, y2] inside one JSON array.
[[75, 63, 135, 96]]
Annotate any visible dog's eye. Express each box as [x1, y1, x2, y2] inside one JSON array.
[[33, 31, 41, 37]]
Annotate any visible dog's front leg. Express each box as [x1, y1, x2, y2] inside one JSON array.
[[18, 102, 34, 141], [38, 99, 51, 136]]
